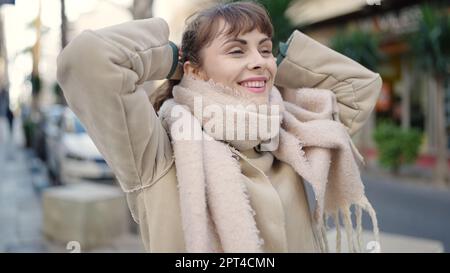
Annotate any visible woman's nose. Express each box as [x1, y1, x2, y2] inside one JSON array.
[[247, 51, 266, 70]]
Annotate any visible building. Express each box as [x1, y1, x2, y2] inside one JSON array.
[[296, 0, 450, 167]]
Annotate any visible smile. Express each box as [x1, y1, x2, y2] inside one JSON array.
[[238, 77, 268, 93]]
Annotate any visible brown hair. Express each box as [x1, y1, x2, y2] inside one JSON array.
[[151, 1, 274, 112]]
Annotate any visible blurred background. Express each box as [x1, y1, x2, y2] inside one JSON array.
[[0, 0, 449, 253]]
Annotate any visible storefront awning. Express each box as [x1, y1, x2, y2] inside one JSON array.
[[286, 0, 374, 26]]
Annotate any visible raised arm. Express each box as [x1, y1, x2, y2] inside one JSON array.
[[56, 18, 178, 193], [275, 30, 382, 136]]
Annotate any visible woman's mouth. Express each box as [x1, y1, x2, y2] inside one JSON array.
[[238, 77, 268, 93]]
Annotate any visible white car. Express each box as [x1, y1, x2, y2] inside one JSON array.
[[46, 107, 114, 184]]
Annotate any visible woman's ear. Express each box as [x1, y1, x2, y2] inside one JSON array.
[[183, 61, 208, 80], [183, 61, 195, 75]]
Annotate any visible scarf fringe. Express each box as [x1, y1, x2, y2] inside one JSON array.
[[313, 198, 381, 253]]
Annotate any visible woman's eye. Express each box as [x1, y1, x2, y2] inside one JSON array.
[[229, 50, 244, 54], [261, 49, 272, 55]]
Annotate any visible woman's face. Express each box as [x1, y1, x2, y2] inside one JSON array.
[[184, 20, 277, 104]]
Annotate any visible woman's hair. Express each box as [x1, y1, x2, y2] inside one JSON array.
[[151, 1, 274, 112]]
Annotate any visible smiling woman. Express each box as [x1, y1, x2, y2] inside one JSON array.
[[57, 1, 382, 253], [191, 28, 276, 92], [152, 1, 277, 109]]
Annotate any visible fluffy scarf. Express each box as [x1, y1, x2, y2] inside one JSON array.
[[158, 75, 380, 253]]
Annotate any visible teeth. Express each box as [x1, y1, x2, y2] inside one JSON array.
[[241, 81, 265, 88]]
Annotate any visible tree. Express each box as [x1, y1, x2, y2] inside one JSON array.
[[330, 29, 383, 164], [0, 1, 14, 97], [410, 5, 450, 186], [22, 0, 43, 149], [132, 0, 153, 19], [60, 0, 67, 49], [31, 0, 42, 101], [0, 5, 9, 94], [255, 0, 295, 52], [330, 29, 382, 72], [226, 0, 296, 53], [56, 0, 67, 105]]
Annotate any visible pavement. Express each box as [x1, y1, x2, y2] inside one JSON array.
[[0, 117, 144, 253], [326, 228, 444, 253]]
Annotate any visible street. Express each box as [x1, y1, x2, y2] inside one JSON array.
[[363, 171, 450, 252]]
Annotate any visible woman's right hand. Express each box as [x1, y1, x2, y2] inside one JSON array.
[[57, 17, 176, 194]]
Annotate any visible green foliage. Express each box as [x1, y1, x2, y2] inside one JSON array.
[[30, 74, 41, 96], [53, 82, 62, 97], [330, 29, 382, 71], [255, 0, 295, 52], [410, 5, 450, 77], [22, 116, 35, 148], [226, 0, 295, 53], [53, 82, 66, 105], [373, 121, 422, 173]]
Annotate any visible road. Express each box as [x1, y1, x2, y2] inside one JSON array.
[[362, 171, 450, 252]]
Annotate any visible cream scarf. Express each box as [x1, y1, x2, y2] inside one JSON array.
[[158, 75, 380, 253]]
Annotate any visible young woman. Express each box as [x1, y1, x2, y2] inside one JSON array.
[[57, 2, 382, 253]]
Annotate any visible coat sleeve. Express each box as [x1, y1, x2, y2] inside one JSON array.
[[56, 18, 177, 193], [274, 30, 382, 136]]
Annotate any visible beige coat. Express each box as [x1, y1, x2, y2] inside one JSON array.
[[56, 17, 382, 253]]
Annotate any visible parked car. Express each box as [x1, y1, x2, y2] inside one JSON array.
[[45, 107, 114, 185]]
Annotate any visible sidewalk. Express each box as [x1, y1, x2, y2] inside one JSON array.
[[326, 229, 444, 253], [0, 118, 144, 253]]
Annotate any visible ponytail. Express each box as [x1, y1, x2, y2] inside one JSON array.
[[150, 79, 180, 113]]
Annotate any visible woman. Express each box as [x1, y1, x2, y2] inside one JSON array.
[[57, 1, 382, 253]]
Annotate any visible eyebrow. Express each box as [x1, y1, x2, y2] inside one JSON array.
[[222, 37, 271, 47]]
